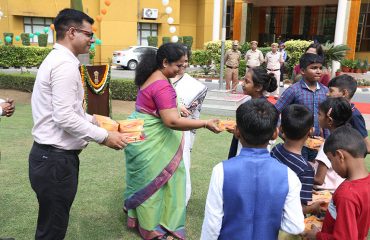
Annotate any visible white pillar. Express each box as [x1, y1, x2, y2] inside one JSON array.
[[332, 0, 348, 75], [213, 0, 221, 40]]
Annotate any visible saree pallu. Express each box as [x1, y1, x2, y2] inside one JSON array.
[[124, 111, 186, 240]]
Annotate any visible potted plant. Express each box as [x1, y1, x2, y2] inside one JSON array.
[[322, 42, 350, 68], [362, 59, 368, 73], [335, 68, 342, 76], [354, 59, 362, 73], [340, 59, 352, 72]]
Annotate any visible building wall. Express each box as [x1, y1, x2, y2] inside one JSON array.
[[180, 0, 198, 48], [196, 0, 214, 49]]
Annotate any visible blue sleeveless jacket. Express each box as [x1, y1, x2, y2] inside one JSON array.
[[219, 147, 289, 240]]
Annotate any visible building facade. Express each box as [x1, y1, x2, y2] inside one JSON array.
[[0, 0, 368, 64]]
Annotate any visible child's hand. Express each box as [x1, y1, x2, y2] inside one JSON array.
[[302, 225, 320, 240], [309, 201, 325, 215]]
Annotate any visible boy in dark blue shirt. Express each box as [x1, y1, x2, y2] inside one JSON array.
[[275, 53, 328, 162], [271, 104, 322, 214], [327, 74, 370, 153]]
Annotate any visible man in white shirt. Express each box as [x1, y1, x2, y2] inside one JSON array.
[[245, 40, 264, 71], [29, 9, 129, 240], [201, 99, 304, 239], [0, 98, 15, 117], [265, 43, 284, 98]]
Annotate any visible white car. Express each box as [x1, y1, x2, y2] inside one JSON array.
[[112, 46, 158, 70]]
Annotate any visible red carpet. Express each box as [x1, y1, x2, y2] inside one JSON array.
[[267, 97, 370, 115]]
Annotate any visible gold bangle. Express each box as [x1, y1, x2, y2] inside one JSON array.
[[204, 120, 208, 128]]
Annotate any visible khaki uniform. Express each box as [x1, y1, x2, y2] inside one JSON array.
[[224, 49, 241, 92], [245, 49, 264, 72]]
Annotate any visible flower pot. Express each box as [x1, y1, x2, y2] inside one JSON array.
[[350, 68, 355, 73], [362, 69, 368, 73], [335, 71, 342, 76], [341, 66, 350, 72], [355, 69, 362, 73]]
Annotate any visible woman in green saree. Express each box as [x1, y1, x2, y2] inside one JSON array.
[[124, 43, 220, 240]]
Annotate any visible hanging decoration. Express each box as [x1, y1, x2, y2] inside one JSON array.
[[92, 25, 98, 32], [95, 39, 102, 45], [50, 24, 55, 31], [15, 36, 21, 41], [162, 0, 169, 6], [35, 31, 41, 36], [29, 33, 34, 38], [96, 15, 102, 22], [43, 27, 49, 33], [169, 26, 176, 33], [165, 6, 173, 14], [104, 0, 111, 6], [101, 9, 107, 15], [5, 36, 12, 43], [167, 17, 174, 24], [171, 36, 178, 43]]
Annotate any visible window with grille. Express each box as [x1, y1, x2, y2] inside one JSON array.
[[24, 17, 54, 43], [137, 23, 158, 46]]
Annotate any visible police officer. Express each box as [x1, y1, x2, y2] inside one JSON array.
[[224, 40, 241, 93]]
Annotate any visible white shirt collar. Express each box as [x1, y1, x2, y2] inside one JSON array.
[[53, 43, 80, 65]]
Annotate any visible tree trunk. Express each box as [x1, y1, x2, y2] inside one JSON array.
[[71, 0, 83, 11]]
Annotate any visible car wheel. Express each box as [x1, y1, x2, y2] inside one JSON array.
[[128, 60, 138, 70]]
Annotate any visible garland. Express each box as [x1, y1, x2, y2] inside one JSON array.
[[81, 64, 111, 95]]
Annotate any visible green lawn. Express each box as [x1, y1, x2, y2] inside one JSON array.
[[0, 104, 369, 239]]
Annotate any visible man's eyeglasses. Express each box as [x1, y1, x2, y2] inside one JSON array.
[[72, 28, 94, 39]]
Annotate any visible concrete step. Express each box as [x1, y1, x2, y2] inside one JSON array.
[[201, 104, 237, 116]]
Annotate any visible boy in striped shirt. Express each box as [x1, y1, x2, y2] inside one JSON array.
[[271, 104, 322, 214]]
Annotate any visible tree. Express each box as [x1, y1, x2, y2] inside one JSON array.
[[71, 0, 83, 11]]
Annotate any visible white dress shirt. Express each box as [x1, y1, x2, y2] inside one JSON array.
[[201, 162, 305, 240], [31, 43, 108, 150], [0, 98, 4, 117], [265, 51, 283, 70], [313, 145, 344, 192]]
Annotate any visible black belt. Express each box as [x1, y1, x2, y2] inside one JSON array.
[[226, 65, 238, 69], [267, 68, 280, 71], [33, 141, 82, 155]]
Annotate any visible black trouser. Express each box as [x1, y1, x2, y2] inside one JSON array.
[[29, 142, 80, 240]]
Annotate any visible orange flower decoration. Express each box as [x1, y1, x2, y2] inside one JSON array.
[[50, 24, 55, 31], [92, 25, 98, 32], [101, 9, 107, 15], [104, 0, 111, 6]]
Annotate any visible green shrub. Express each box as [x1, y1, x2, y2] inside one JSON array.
[[0, 73, 36, 92], [147, 36, 158, 47], [183, 36, 193, 49], [240, 42, 251, 56], [239, 59, 246, 77], [284, 40, 312, 72], [204, 40, 234, 64], [0, 73, 138, 101], [3, 32, 14, 46], [191, 49, 213, 75], [0, 45, 52, 68], [21, 33, 30, 46], [177, 36, 183, 44], [110, 78, 138, 101], [38, 34, 48, 47], [162, 37, 170, 44]]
